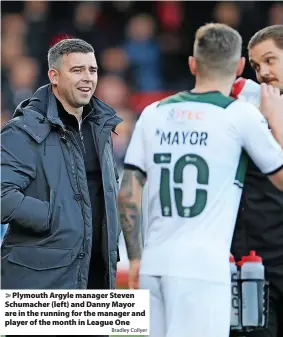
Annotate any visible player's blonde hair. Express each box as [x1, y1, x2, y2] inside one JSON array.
[[193, 23, 242, 79]]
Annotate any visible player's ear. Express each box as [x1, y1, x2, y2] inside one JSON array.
[[188, 56, 197, 76], [236, 57, 246, 76]]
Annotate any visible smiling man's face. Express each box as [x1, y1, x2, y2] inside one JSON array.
[[49, 52, 98, 109], [249, 39, 283, 93]]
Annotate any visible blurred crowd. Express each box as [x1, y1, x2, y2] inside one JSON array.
[[2, 1, 283, 170]]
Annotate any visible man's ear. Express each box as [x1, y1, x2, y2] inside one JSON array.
[[236, 57, 246, 76], [48, 69, 59, 86], [188, 56, 197, 76]]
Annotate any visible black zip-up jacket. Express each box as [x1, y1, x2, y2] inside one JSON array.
[[1, 84, 122, 289], [232, 160, 283, 279]]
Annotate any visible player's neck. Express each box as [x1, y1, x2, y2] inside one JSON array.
[[192, 78, 233, 97]]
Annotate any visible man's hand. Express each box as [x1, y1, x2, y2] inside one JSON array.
[[128, 259, 140, 289], [260, 83, 283, 123], [260, 83, 283, 148]]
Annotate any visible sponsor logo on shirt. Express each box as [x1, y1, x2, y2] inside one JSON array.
[[167, 108, 204, 122]]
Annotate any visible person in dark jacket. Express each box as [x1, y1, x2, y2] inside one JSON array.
[[231, 25, 283, 337], [1, 38, 122, 292]]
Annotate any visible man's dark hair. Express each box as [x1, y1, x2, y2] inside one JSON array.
[[248, 25, 283, 50], [48, 38, 94, 69]]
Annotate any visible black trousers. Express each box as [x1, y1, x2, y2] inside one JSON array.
[[230, 278, 283, 337]]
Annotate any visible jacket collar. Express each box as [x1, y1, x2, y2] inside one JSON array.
[[12, 84, 123, 142], [45, 84, 122, 132]]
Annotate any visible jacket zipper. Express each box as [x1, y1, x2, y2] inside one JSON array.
[[79, 131, 86, 153], [66, 111, 94, 256], [78, 110, 93, 154], [65, 130, 87, 257]]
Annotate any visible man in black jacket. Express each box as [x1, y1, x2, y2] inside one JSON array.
[[1, 38, 122, 292], [231, 25, 283, 337]]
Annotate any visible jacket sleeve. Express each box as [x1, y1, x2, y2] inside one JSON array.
[[1, 123, 50, 232]]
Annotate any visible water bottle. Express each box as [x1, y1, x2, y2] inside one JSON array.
[[231, 78, 261, 108], [241, 250, 265, 328], [230, 255, 241, 329]]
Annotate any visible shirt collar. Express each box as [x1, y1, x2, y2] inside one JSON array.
[[56, 98, 93, 130]]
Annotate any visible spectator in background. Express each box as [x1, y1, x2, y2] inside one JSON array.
[[2, 56, 39, 112], [102, 1, 136, 43], [23, 0, 50, 64], [212, 1, 261, 82], [50, 1, 111, 59], [123, 14, 162, 91], [95, 75, 135, 171], [1, 12, 27, 39], [1, 37, 25, 84], [268, 3, 283, 25], [213, 1, 241, 29], [72, 1, 101, 44], [156, 1, 191, 90], [112, 108, 136, 174], [95, 74, 130, 110], [1, 13, 27, 85], [100, 47, 130, 80]]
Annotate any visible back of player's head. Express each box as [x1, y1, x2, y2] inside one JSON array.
[[248, 25, 283, 51], [193, 23, 242, 79]]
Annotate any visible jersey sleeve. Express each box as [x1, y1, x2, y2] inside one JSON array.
[[237, 103, 283, 175], [124, 103, 156, 175]]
